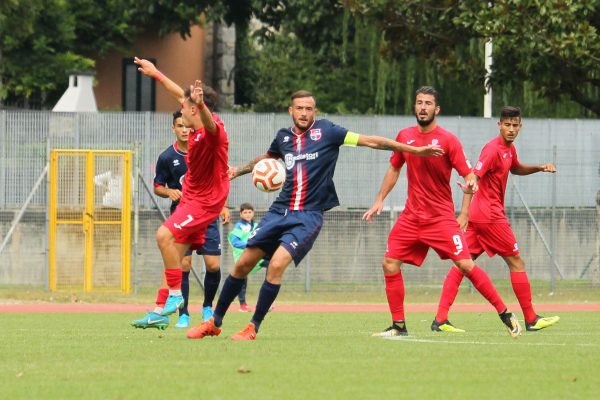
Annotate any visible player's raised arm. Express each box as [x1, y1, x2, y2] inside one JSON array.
[[228, 152, 272, 180], [134, 57, 185, 104], [511, 163, 556, 175], [362, 165, 401, 223], [350, 133, 443, 156], [189, 80, 217, 134]]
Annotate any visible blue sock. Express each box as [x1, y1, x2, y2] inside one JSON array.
[[203, 269, 221, 308], [250, 280, 280, 332], [213, 275, 246, 327], [238, 279, 248, 304], [180, 271, 190, 316]]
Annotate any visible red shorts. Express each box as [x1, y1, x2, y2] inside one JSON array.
[[164, 202, 220, 250], [385, 215, 471, 266], [465, 221, 519, 258]]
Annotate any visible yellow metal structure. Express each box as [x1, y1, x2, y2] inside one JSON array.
[[49, 150, 132, 293]]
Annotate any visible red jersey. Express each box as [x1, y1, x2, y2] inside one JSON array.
[[470, 135, 519, 223], [181, 114, 229, 213], [390, 125, 472, 221]]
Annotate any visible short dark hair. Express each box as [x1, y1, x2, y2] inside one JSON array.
[[499, 106, 521, 121], [239, 202, 254, 212], [183, 83, 219, 111], [290, 90, 315, 104], [415, 86, 440, 106], [172, 110, 182, 125]]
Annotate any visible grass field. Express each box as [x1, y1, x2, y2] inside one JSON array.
[[2, 309, 599, 400]]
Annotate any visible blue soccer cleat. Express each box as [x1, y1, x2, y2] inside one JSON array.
[[131, 311, 169, 330], [175, 313, 191, 328], [202, 306, 214, 321], [161, 294, 185, 316]]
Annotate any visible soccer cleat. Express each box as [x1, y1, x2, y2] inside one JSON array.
[[372, 321, 408, 337], [231, 323, 257, 341], [526, 315, 560, 332], [131, 311, 169, 330], [499, 311, 522, 338], [175, 313, 190, 328], [186, 317, 221, 339], [431, 319, 466, 333], [161, 294, 184, 316], [202, 306, 214, 321], [239, 303, 250, 312]]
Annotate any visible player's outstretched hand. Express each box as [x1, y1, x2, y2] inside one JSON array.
[[362, 200, 384, 223], [220, 207, 231, 225], [134, 57, 158, 77], [414, 144, 444, 157], [457, 179, 478, 194], [541, 163, 556, 173], [227, 165, 240, 180], [190, 80, 204, 106]]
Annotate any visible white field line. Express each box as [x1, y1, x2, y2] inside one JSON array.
[[381, 337, 599, 347]]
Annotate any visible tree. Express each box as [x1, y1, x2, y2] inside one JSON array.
[[343, 0, 600, 116]]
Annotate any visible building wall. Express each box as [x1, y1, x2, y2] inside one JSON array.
[[94, 26, 205, 112]]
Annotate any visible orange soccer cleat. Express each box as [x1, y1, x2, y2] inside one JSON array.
[[231, 322, 257, 341], [186, 317, 221, 339]]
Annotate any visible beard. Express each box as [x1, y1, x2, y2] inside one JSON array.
[[415, 113, 435, 127], [293, 117, 312, 131]]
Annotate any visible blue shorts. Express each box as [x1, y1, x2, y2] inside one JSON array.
[[184, 218, 221, 256], [247, 208, 324, 265]]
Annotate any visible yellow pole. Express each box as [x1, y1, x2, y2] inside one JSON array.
[[121, 152, 132, 293], [84, 151, 95, 292], [48, 150, 58, 291]]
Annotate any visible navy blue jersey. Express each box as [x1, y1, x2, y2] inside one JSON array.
[[154, 142, 187, 213], [267, 119, 348, 211]]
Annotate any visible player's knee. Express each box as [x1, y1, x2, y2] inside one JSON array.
[[382, 258, 400, 274], [155, 226, 174, 250], [454, 259, 474, 274]]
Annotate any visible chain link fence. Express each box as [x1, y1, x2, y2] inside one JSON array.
[[0, 111, 598, 294]]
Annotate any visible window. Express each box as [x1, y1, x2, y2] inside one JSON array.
[[122, 58, 156, 111]]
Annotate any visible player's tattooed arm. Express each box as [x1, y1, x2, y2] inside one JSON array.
[[228, 153, 270, 180], [356, 135, 443, 156]]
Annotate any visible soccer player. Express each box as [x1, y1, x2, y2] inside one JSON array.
[[185, 90, 444, 341], [151, 110, 230, 328], [130, 57, 229, 330], [364, 86, 522, 338], [432, 106, 559, 333]]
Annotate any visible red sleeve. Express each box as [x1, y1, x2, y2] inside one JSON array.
[[205, 113, 227, 144], [510, 146, 520, 169], [448, 134, 472, 177], [389, 131, 406, 169], [473, 143, 497, 179]]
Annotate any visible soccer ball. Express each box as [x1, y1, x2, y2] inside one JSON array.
[[252, 158, 286, 192]]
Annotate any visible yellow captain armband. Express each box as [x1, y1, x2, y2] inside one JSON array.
[[343, 131, 360, 147]]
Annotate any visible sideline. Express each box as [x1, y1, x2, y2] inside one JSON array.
[[1, 303, 599, 314]]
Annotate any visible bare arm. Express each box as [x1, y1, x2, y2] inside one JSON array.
[[357, 135, 443, 156], [511, 163, 556, 176], [189, 80, 217, 134], [456, 172, 479, 231], [134, 57, 185, 103], [362, 165, 401, 223], [153, 185, 182, 202], [228, 152, 271, 180]]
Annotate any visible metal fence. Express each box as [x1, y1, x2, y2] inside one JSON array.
[[0, 110, 598, 293]]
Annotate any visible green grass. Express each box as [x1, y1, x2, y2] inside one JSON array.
[[1, 311, 599, 399]]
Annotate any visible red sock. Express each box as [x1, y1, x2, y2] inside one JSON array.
[[155, 288, 168, 307], [384, 272, 405, 321], [465, 265, 506, 313], [164, 268, 182, 290], [511, 271, 537, 323], [435, 266, 464, 322]]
